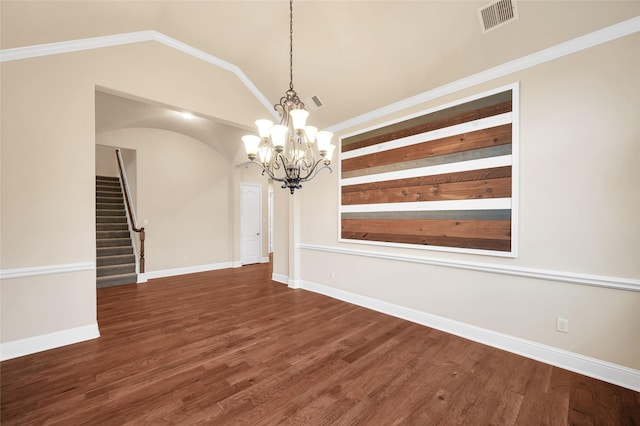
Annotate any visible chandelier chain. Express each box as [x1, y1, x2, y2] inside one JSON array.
[[241, 0, 334, 194], [289, 0, 294, 90]]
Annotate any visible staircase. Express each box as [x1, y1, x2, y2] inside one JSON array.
[[96, 176, 137, 288]]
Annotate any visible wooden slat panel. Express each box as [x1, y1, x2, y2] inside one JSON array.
[[342, 98, 512, 153], [343, 166, 511, 193], [342, 124, 512, 174], [342, 166, 511, 203], [340, 89, 514, 254], [341, 219, 512, 240], [342, 177, 512, 205], [342, 145, 512, 180], [342, 209, 512, 221], [341, 232, 512, 252]]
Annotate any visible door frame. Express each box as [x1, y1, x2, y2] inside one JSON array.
[[240, 182, 263, 265]]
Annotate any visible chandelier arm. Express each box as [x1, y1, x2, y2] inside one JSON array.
[[300, 163, 333, 183], [247, 160, 288, 184]]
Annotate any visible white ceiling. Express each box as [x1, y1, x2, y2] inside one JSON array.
[[3, 1, 638, 147]]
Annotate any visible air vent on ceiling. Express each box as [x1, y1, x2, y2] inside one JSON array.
[[304, 95, 324, 111], [478, 0, 519, 33]]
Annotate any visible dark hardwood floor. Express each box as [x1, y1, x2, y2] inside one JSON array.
[[2, 262, 638, 425]]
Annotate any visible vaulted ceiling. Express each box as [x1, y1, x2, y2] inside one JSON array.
[[2, 1, 638, 143]]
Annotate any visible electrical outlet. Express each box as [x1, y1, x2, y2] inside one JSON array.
[[556, 317, 569, 333], [330, 271, 335, 280]]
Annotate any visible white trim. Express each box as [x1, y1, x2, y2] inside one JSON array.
[[240, 182, 264, 266], [0, 31, 278, 120], [510, 81, 520, 259], [341, 113, 512, 160], [232, 261, 243, 268], [0, 324, 100, 361], [1, 18, 637, 130], [337, 236, 515, 258], [300, 280, 640, 391], [0, 31, 154, 61], [271, 273, 289, 285], [261, 257, 271, 264], [143, 262, 233, 280], [338, 83, 519, 259], [340, 198, 511, 213], [298, 244, 640, 292], [327, 17, 640, 133], [341, 155, 513, 186], [0, 262, 95, 280], [288, 279, 301, 289]]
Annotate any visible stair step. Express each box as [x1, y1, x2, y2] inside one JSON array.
[[97, 209, 126, 217], [96, 192, 123, 200], [97, 262, 136, 276], [96, 202, 124, 211], [96, 176, 119, 182], [97, 254, 136, 267], [96, 176, 137, 289], [96, 197, 123, 205], [97, 230, 130, 239], [95, 183, 120, 190], [97, 237, 131, 248], [97, 223, 129, 231], [97, 216, 128, 224], [98, 246, 134, 256], [97, 273, 137, 288], [96, 184, 121, 191]]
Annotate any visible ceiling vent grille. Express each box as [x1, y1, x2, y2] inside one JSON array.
[[479, 0, 519, 33], [304, 95, 324, 111]]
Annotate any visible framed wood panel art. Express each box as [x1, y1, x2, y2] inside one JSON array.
[[339, 84, 518, 257]]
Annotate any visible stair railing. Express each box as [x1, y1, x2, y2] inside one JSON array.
[[115, 149, 145, 274]]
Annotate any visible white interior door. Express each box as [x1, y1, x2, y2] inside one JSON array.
[[240, 183, 262, 265]]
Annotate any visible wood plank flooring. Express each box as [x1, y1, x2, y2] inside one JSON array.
[[2, 262, 638, 425]]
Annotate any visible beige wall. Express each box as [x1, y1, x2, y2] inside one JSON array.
[[95, 144, 118, 177], [298, 34, 640, 369], [1, 41, 268, 344], [98, 128, 234, 271], [0, 8, 637, 375]]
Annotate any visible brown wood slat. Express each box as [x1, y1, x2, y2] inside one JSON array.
[[342, 124, 512, 173], [341, 231, 512, 251], [2, 263, 637, 424], [341, 218, 511, 240], [342, 177, 511, 205], [342, 166, 512, 194], [342, 100, 512, 153]]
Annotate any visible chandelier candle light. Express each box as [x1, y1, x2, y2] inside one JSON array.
[[242, 0, 335, 194]]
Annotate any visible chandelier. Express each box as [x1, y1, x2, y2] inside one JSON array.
[[242, 0, 335, 194]]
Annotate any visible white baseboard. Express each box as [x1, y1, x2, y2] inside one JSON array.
[[232, 261, 243, 268], [143, 262, 233, 280], [261, 257, 270, 264], [300, 280, 640, 392], [271, 273, 288, 285], [0, 323, 100, 361]]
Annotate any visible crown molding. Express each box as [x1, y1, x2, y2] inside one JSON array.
[[1, 18, 637, 127], [0, 30, 277, 120], [326, 16, 640, 133]]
